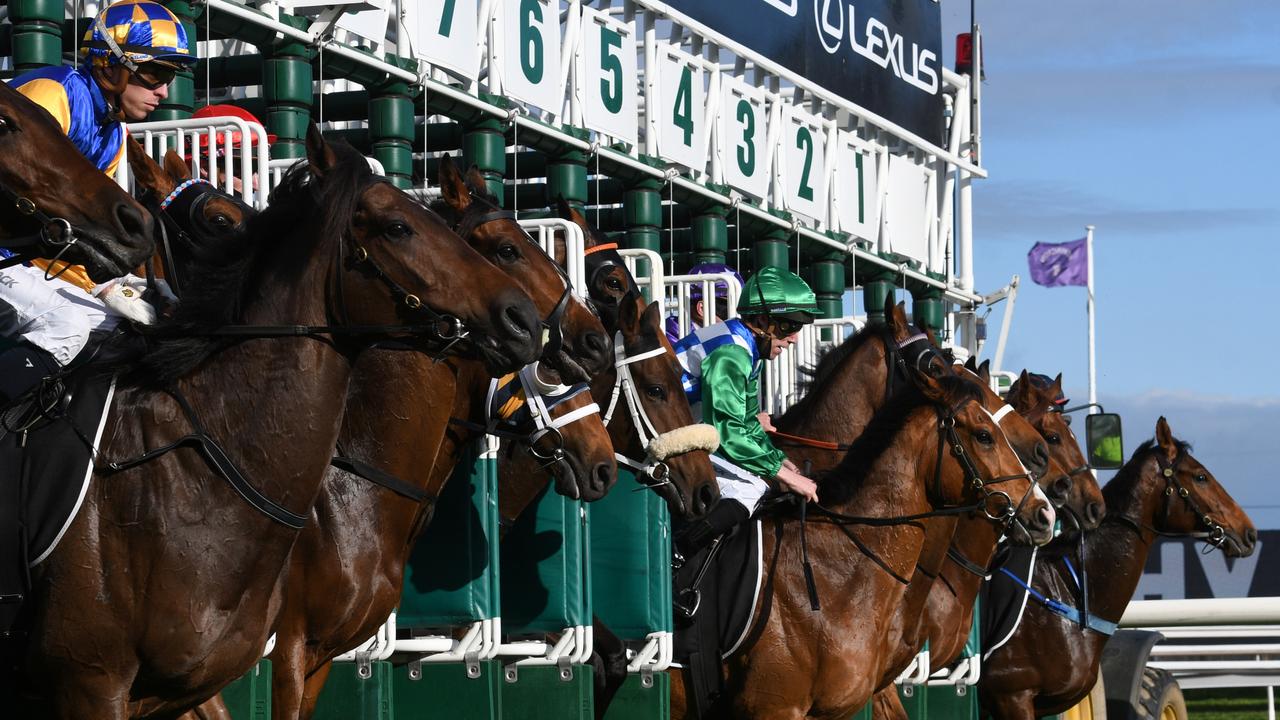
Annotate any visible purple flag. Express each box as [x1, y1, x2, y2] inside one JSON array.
[[1027, 238, 1088, 287]]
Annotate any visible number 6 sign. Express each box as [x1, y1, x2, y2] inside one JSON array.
[[502, 0, 562, 114]]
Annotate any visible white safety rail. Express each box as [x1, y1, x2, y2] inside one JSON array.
[[519, 218, 588, 295], [662, 272, 742, 340], [120, 116, 272, 209], [1122, 597, 1280, 718], [617, 248, 667, 306]]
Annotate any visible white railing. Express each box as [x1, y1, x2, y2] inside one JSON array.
[[662, 272, 743, 340], [121, 116, 272, 209], [519, 218, 588, 295]]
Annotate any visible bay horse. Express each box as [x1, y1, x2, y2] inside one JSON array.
[[13, 126, 542, 719], [869, 366, 1103, 720], [672, 370, 1048, 719], [0, 81, 155, 279], [126, 145, 615, 719], [978, 417, 1257, 720]]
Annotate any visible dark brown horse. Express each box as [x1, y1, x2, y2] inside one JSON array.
[[978, 417, 1257, 720], [264, 158, 619, 720], [14, 127, 541, 718], [671, 370, 1049, 719], [0, 81, 154, 279]]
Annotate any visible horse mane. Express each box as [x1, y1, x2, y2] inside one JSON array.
[[1102, 436, 1193, 509], [776, 323, 885, 426], [125, 140, 375, 386], [817, 373, 984, 506]]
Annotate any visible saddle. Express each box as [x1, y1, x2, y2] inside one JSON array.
[[0, 363, 114, 636], [672, 518, 763, 718]]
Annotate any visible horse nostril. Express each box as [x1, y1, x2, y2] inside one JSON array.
[[1032, 442, 1049, 475], [694, 482, 718, 517], [114, 201, 151, 241], [1050, 475, 1072, 502], [591, 462, 615, 495], [1246, 527, 1259, 547], [1085, 502, 1104, 527]]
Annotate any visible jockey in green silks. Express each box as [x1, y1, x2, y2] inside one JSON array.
[[671, 266, 820, 555]]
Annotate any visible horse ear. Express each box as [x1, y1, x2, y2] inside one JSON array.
[[463, 165, 490, 196], [162, 150, 191, 182], [641, 300, 664, 337], [304, 122, 337, 178], [1052, 373, 1064, 395], [887, 300, 909, 337], [964, 355, 978, 372], [126, 136, 173, 195], [1006, 369, 1030, 408], [617, 291, 642, 333], [915, 366, 950, 404], [437, 154, 471, 213], [976, 360, 991, 384], [1155, 416, 1177, 458], [555, 195, 574, 220]]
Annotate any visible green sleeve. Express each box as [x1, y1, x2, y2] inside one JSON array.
[[701, 345, 786, 479]]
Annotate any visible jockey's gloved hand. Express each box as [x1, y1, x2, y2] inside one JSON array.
[[93, 276, 160, 325]]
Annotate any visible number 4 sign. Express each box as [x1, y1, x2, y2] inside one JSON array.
[[579, 8, 637, 146], [780, 104, 828, 222], [653, 43, 707, 172]]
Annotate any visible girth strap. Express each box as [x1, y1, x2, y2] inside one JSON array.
[[102, 388, 308, 530]]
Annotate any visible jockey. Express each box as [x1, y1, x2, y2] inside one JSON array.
[[0, 0, 194, 387], [663, 262, 742, 346], [672, 266, 820, 556]]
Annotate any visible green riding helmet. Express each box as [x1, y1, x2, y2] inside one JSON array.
[[737, 267, 819, 323]]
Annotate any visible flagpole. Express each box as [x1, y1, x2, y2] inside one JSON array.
[[1086, 225, 1096, 414]]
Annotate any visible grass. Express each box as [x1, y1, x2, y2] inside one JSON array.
[[1184, 687, 1272, 719]]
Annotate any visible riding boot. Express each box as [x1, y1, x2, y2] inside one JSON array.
[[675, 499, 750, 562]]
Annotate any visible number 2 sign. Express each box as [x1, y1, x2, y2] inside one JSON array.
[[780, 104, 828, 221]]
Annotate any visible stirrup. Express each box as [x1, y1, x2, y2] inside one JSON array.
[[672, 547, 687, 571], [674, 587, 702, 621]]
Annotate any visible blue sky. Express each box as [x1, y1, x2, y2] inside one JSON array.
[[937, 2, 1280, 525]]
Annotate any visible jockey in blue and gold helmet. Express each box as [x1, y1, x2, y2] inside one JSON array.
[[0, 1, 193, 367]]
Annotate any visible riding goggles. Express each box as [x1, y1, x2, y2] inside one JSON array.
[[130, 62, 180, 90]]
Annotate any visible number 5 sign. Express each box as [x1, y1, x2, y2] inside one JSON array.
[[719, 76, 769, 200], [579, 8, 637, 146], [502, 0, 562, 114], [779, 104, 828, 222], [652, 43, 707, 172]]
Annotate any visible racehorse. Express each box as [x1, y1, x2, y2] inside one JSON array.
[[128, 146, 616, 719], [869, 366, 1102, 720], [0, 81, 155, 280], [12, 126, 542, 718], [671, 370, 1050, 719], [978, 417, 1257, 720]]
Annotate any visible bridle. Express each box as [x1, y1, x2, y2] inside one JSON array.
[[449, 199, 572, 361], [1106, 447, 1227, 549], [143, 177, 249, 298], [0, 181, 83, 276], [450, 362, 601, 473], [601, 331, 717, 488]]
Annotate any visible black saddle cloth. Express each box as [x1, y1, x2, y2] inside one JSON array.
[[672, 518, 762, 717], [981, 543, 1037, 660], [0, 368, 113, 635]]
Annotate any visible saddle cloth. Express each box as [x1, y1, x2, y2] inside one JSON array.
[[980, 543, 1037, 660], [0, 369, 114, 633], [673, 518, 763, 715]]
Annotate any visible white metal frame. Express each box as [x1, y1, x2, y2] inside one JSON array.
[[120, 116, 272, 209]]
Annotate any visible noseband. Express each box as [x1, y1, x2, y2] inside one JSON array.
[[0, 181, 81, 274]]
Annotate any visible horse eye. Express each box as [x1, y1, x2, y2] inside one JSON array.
[[496, 243, 520, 262], [1195, 473, 1208, 483], [975, 429, 994, 445], [209, 214, 231, 228], [385, 222, 412, 239], [645, 384, 666, 400], [606, 277, 623, 291], [1046, 433, 1061, 445], [0, 116, 10, 131]]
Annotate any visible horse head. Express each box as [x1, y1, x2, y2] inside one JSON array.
[[1114, 417, 1257, 558], [609, 289, 720, 519], [556, 197, 636, 330], [0, 81, 154, 279], [916, 371, 1056, 546], [1007, 369, 1105, 531], [434, 157, 612, 383]]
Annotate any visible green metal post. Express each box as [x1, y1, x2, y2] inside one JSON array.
[[691, 207, 728, 268], [262, 13, 313, 160], [623, 176, 663, 284], [154, 1, 197, 120], [911, 287, 945, 336], [863, 271, 897, 325], [10, 0, 63, 73], [462, 117, 507, 203], [369, 58, 417, 188], [809, 254, 845, 321], [545, 146, 589, 212], [752, 225, 789, 272]]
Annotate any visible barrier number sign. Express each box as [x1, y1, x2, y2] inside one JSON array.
[[413, 0, 479, 80], [502, 0, 562, 114], [780, 104, 827, 220], [654, 43, 707, 171], [719, 76, 769, 200], [579, 8, 637, 146], [833, 132, 880, 244]]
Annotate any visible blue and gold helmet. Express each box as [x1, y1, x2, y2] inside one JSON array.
[[81, 1, 194, 70]]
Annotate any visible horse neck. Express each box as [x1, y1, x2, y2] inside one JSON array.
[[1087, 459, 1164, 622], [776, 340, 886, 446], [939, 510, 1003, 603], [824, 408, 938, 526]]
